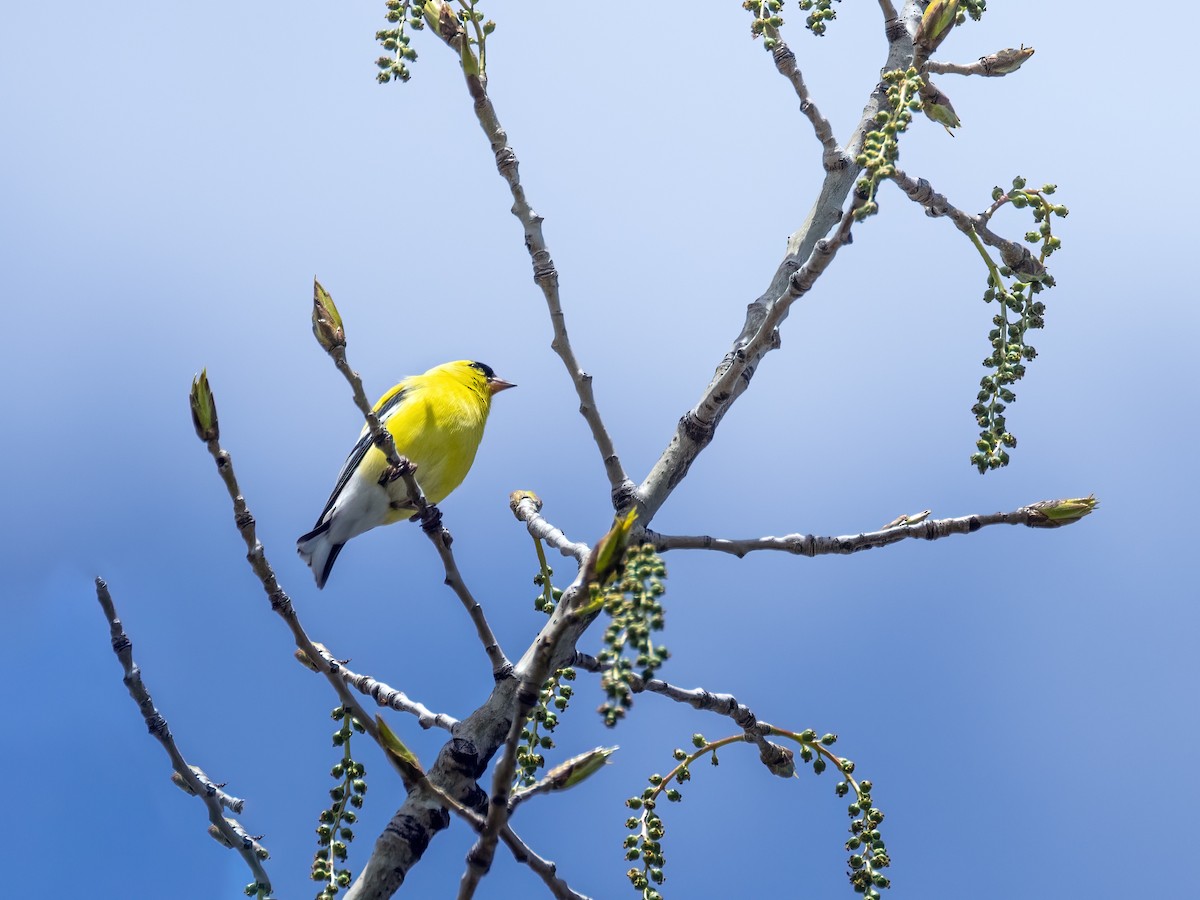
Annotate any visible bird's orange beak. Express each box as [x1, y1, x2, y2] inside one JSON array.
[[488, 377, 517, 395]]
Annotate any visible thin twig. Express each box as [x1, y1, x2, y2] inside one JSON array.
[[448, 58, 632, 511], [94, 579, 273, 894], [924, 46, 1036, 78], [766, 39, 839, 162], [339, 664, 459, 731], [499, 827, 592, 900], [627, 673, 790, 774], [888, 166, 1045, 281], [197, 435, 392, 734], [398, 737, 593, 900], [645, 499, 1092, 558], [510, 492, 590, 564], [458, 567, 592, 900]]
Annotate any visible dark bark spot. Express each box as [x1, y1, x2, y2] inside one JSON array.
[[462, 782, 488, 814], [680, 412, 714, 446], [448, 737, 485, 778]]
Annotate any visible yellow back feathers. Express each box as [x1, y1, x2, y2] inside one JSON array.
[[297, 360, 515, 588]]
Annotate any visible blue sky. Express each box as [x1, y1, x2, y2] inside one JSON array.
[[3, 2, 1195, 898]]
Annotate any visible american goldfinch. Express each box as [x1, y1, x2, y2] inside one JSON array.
[[297, 360, 515, 588]]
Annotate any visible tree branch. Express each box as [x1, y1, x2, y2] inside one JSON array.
[[510, 491, 590, 564], [877, 0, 901, 24], [338, 662, 459, 732], [627, 673, 791, 772], [452, 59, 632, 512], [397, 734, 594, 900], [498, 827, 592, 900], [94, 578, 273, 895], [457, 567, 593, 899], [765, 39, 838, 163], [888, 166, 1045, 281], [645, 497, 1097, 558]]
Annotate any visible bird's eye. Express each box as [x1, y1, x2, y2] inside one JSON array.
[[470, 361, 496, 380]]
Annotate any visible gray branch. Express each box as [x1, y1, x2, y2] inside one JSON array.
[[627, 673, 791, 776], [339, 663, 459, 732], [645, 498, 1096, 558], [765, 39, 838, 162], [511, 491, 590, 564], [94, 578, 273, 895], [457, 566, 593, 900], [457, 61, 632, 512], [888, 166, 1045, 281]]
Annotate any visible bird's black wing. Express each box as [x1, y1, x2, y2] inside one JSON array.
[[311, 385, 410, 526]]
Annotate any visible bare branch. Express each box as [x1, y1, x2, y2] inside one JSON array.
[[458, 566, 593, 900], [645, 498, 1097, 558], [766, 40, 838, 162], [452, 63, 632, 512], [397, 738, 594, 900], [628, 673, 791, 775], [93, 578, 273, 894], [499, 828, 592, 900], [888, 166, 1045, 281], [510, 491, 590, 564], [338, 663, 459, 732]]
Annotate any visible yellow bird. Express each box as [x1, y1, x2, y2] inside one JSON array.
[[297, 360, 515, 588]]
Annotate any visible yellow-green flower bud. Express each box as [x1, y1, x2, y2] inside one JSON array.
[[189, 369, 219, 442], [376, 715, 424, 777], [981, 45, 1035, 76], [1026, 494, 1098, 528], [311, 279, 345, 351], [920, 82, 960, 133], [913, 0, 960, 54], [543, 746, 618, 790]]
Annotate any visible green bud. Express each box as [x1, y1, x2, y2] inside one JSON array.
[[920, 81, 961, 133], [311, 279, 345, 351], [980, 45, 1035, 76], [376, 715, 423, 778], [1025, 494, 1098, 528], [913, 0, 960, 54], [545, 746, 618, 791], [189, 369, 219, 442]]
